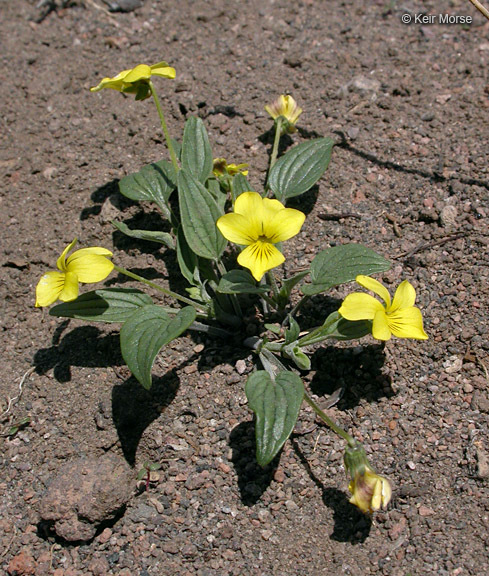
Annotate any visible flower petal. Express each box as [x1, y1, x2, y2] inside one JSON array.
[[58, 271, 79, 302], [65, 250, 114, 283], [387, 306, 428, 340], [35, 271, 66, 307], [238, 241, 284, 281], [56, 238, 78, 272], [266, 207, 305, 243], [123, 64, 152, 83], [90, 69, 131, 92], [372, 309, 392, 340], [356, 275, 391, 308], [217, 213, 256, 245], [233, 192, 265, 238], [390, 279, 416, 312], [338, 292, 384, 321], [149, 62, 176, 79]]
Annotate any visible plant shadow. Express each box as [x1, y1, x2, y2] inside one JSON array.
[[112, 371, 179, 466], [228, 420, 277, 506], [291, 438, 372, 543], [33, 322, 124, 382]]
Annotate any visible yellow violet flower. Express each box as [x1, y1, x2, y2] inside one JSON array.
[[344, 441, 391, 514], [338, 275, 428, 341], [348, 465, 392, 514], [216, 191, 305, 281], [90, 61, 176, 101], [212, 158, 249, 177], [265, 94, 302, 133], [35, 239, 114, 308]]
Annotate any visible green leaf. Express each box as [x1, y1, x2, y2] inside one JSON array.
[[282, 344, 311, 371], [120, 305, 196, 390], [178, 168, 226, 260], [207, 177, 227, 213], [50, 288, 153, 323], [245, 370, 304, 466], [232, 172, 253, 202], [217, 270, 270, 295], [277, 270, 309, 307], [301, 244, 391, 296], [298, 311, 372, 346], [176, 227, 199, 286], [181, 116, 213, 183], [112, 220, 175, 249], [118, 160, 176, 219], [284, 315, 300, 344], [268, 138, 333, 202]]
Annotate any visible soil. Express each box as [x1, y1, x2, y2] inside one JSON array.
[[1, 0, 489, 574]]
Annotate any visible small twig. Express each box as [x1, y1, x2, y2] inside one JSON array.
[[393, 231, 467, 259], [0, 526, 17, 558], [467, 0, 489, 20], [318, 212, 361, 221], [384, 212, 402, 237], [0, 367, 35, 421]]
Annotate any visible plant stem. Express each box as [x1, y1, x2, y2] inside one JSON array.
[[303, 392, 356, 447], [216, 260, 242, 318], [148, 80, 180, 173], [268, 116, 283, 179], [266, 270, 280, 301], [113, 264, 206, 312]]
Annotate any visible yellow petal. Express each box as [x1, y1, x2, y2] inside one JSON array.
[[387, 306, 428, 340], [58, 271, 80, 302], [372, 308, 392, 340], [123, 64, 152, 83], [389, 279, 416, 313], [56, 238, 78, 272], [150, 62, 176, 79], [338, 292, 384, 321], [233, 192, 265, 238], [265, 207, 305, 243], [217, 213, 256, 245], [35, 271, 66, 307], [238, 241, 285, 281], [65, 250, 113, 283], [90, 69, 131, 92], [355, 275, 391, 307]]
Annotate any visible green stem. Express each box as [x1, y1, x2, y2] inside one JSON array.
[[287, 295, 309, 322], [267, 116, 283, 186], [216, 260, 242, 318], [113, 264, 206, 313], [149, 80, 179, 173], [303, 392, 356, 447], [266, 270, 280, 301]]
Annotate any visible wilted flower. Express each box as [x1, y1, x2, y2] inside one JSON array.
[[35, 239, 114, 307], [344, 441, 392, 514], [216, 191, 305, 281], [265, 94, 302, 133], [90, 61, 176, 101], [212, 158, 249, 178], [338, 275, 428, 341]]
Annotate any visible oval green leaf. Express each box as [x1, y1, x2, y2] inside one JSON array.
[[112, 220, 174, 249], [245, 370, 304, 466], [301, 244, 391, 296], [120, 305, 196, 390], [178, 168, 226, 260], [119, 160, 176, 219], [181, 116, 213, 183], [217, 270, 270, 295], [268, 138, 333, 202], [298, 311, 372, 346], [49, 288, 153, 323]]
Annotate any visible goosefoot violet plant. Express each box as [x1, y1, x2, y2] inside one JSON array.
[[36, 61, 428, 514]]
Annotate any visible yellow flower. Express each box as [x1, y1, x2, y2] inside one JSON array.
[[35, 239, 114, 307], [265, 94, 302, 133], [348, 465, 392, 514], [90, 61, 176, 101], [212, 158, 249, 177], [216, 191, 305, 281], [344, 441, 391, 514], [338, 275, 428, 341]]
